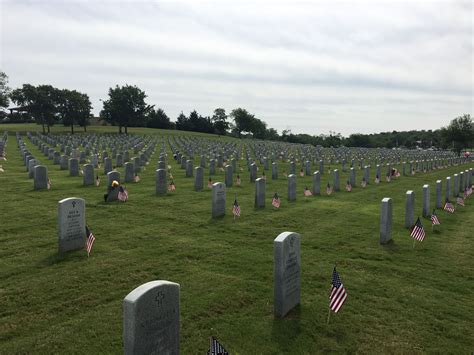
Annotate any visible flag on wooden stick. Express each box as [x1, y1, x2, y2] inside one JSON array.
[[431, 210, 440, 225], [272, 192, 280, 208], [444, 200, 455, 213], [329, 267, 347, 313], [345, 180, 352, 192], [410, 217, 425, 241], [232, 197, 241, 219], [326, 182, 332, 195], [85, 226, 96, 257]]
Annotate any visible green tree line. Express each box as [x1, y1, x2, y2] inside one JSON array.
[[1, 72, 472, 153]]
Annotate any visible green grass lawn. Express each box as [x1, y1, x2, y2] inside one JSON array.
[[1, 126, 473, 354]]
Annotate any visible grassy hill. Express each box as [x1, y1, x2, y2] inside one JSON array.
[[0, 125, 473, 353]]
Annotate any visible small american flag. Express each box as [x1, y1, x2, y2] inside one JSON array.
[[236, 175, 241, 186], [345, 181, 352, 192], [395, 171, 401, 177], [304, 186, 313, 196], [168, 181, 176, 191], [96, 175, 100, 186], [272, 193, 280, 208], [326, 183, 332, 195], [207, 336, 228, 355], [444, 201, 455, 213], [118, 186, 129, 202], [85, 226, 95, 257], [431, 210, 440, 225], [361, 178, 367, 188], [456, 197, 465, 206], [410, 217, 425, 241], [374, 175, 380, 184], [385, 174, 391, 182], [208, 178, 213, 188], [134, 174, 140, 183], [232, 198, 241, 218], [47, 178, 52, 190], [299, 169, 304, 177], [329, 267, 347, 313]]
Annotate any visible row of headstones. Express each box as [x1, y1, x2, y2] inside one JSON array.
[[380, 168, 473, 244], [122, 231, 300, 354], [0, 131, 7, 157], [22, 133, 155, 188], [29, 132, 154, 173], [209, 165, 405, 216]]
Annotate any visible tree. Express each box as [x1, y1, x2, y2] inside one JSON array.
[[57, 89, 92, 134], [175, 112, 190, 131], [212, 108, 229, 135], [230, 108, 255, 138], [10, 84, 58, 133], [441, 114, 474, 155], [100, 85, 151, 134], [147, 108, 174, 129], [0, 72, 10, 118], [251, 118, 267, 139]]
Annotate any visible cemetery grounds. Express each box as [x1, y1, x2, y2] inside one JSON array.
[[0, 124, 473, 354]]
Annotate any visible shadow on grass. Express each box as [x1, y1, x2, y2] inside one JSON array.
[[381, 239, 400, 253], [39, 250, 86, 266], [271, 305, 302, 351]]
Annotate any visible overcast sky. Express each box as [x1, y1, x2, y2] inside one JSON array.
[[1, 0, 472, 136]]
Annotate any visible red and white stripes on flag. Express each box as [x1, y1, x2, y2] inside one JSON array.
[[410, 217, 425, 241], [118, 187, 129, 201], [207, 336, 228, 355], [272, 193, 281, 208], [444, 201, 455, 213], [329, 267, 347, 313], [232, 199, 241, 218], [85, 226, 95, 257], [431, 212, 440, 225]]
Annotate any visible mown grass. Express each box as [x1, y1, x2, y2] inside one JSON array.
[[0, 126, 473, 354]]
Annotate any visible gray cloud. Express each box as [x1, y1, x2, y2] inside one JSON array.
[[1, 0, 472, 136]]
